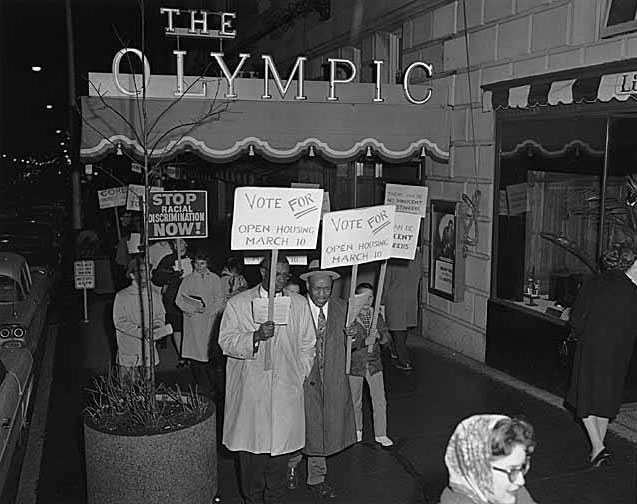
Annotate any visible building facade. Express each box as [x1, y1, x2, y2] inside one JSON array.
[[229, 0, 637, 365]]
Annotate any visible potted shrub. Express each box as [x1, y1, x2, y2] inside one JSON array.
[[83, 373, 217, 504]]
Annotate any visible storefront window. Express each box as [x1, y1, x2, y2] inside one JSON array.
[[495, 115, 637, 309]]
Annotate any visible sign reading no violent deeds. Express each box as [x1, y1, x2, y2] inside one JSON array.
[[231, 187, 324, 250], [147, 191, 208, 239], [321, 205, 396, 268]]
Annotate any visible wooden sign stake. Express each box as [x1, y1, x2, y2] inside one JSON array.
[[345, 263, 359, 374], [114, 206, 122, 240], [368, 260, 387, 353], [83, 287, 89, 323], [264, 249, 277, 371]]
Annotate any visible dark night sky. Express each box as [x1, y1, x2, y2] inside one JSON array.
[[0, 0, 236, 157]]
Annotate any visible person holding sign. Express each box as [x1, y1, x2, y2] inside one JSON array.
[[113, 259, 172, 382], [218, 254, 315, 504], [381, 247, 423, 371], [151, 238, 192, 365], [288, 260, 360, 500], [348, 282, 394, 447], [176, 251, 225, 398]]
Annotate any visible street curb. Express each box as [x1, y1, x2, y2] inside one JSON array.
[[412, 338, 637, 445]]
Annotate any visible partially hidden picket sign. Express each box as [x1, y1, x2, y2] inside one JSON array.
[[391, 212, 421, 260], [147, 191, 208, 239], [385, 183, 429, 217], [126, 184, 163, 211], [231, 187, 324, 250], [97, 186, 128, 209], [321, 205, 396, 268]]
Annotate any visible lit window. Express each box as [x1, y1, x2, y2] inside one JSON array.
[[602, 0, 637, 38]]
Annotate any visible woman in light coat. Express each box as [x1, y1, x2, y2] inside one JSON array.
[[176, 251, 225, 397]]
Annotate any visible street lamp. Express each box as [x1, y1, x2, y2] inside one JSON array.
[[32, 66, 42, 72], [46, 104, 53, 110]]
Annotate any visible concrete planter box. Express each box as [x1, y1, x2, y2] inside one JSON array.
[[84, 398, 216, 504]]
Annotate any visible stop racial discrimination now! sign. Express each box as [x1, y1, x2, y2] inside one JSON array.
[[147, 191, 208, 239]]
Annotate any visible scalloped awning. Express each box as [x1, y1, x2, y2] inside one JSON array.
[[80, 74, 450, 164]]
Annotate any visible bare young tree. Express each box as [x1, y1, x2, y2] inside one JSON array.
[[77, 0, 228, 413]]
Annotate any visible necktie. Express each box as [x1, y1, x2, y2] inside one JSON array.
[[317, 307, 326, 375]]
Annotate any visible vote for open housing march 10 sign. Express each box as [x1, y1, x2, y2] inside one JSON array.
[[231, 187, 324, 250], [147, 191, 208, 239], [321, 205, 396, 268]]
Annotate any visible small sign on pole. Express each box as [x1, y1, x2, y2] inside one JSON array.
[[74, 260, 95, 323]]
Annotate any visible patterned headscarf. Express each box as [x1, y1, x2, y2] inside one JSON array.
[[444, 414, 509, 504]]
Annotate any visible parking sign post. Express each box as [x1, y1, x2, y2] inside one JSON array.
[[74, 260, 95, 323]]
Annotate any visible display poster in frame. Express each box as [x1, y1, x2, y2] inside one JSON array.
[[428, 199, 464, 302]]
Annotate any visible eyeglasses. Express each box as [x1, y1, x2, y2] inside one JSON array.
[[262, 269, 292, 280], [491, 458, 531, 483]]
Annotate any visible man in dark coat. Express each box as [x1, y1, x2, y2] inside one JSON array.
[[287, 260, 360, 500]]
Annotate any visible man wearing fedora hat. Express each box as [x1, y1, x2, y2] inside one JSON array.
[[286, 259, 360, 500], [219, 253, 316, 504]]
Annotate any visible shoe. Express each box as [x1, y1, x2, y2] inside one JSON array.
[[286, 466, 298, 490], [356, 430, 362, 442], [395, 363, 413, 371], [213, 494, 222, 503], [590, 448, 612, 468], [375, 435, 394, 447], [307, 482, 337, 500]]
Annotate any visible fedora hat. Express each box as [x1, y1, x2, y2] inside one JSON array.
[[299, 259, 340, 281]]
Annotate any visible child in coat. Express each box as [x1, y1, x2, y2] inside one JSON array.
[[348, 282, 393, 447]]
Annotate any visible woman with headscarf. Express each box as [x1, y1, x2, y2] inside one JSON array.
[[565, 243, 637, 467], [439, 414, 537, 504]]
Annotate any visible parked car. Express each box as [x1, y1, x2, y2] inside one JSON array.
[[0, 252, 51, 494], [0, 253, 51, 353], [0, 347, 33, 495]]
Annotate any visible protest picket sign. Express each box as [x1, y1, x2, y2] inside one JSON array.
[[391, 212, 421, 260], [385, 183, 429, 217], [232, 187, 324, 250], [321, 204, 396, 372], [232, 187, 323, 371], [74, 260, 95, 323], [98, 186, 128, 209], [98, 186, 129, 240], [126, 184, 163, 211], [147, 191, 208, 240]]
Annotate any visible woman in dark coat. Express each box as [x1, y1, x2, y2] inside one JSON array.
[[566, 244, 637, 467]]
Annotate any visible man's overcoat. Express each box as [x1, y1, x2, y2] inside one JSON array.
[[219, 286, 316, 456], [303, 296, 357, 456]]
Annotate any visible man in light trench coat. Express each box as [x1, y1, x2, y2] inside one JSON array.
[[219, 254, 315, 504], [286, 260, 361, 500]]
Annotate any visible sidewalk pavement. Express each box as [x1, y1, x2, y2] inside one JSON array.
[[34, 294, 636, 504]]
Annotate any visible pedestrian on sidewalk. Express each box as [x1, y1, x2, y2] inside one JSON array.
[[381, 247, 423, 371], [113, 258, 173, 382], [348, 282, 394, 447], [218, 254, 315, 504], [176, 250, 225, 399], [151, 238, 192, 365], [565, 243, 637, 467], [286, 260, 361, 500], [220, 256, 249, 302], [439, 414, 537, 504]]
